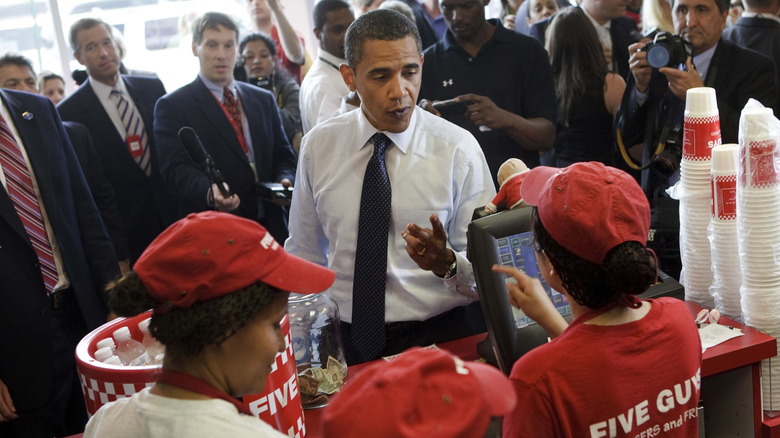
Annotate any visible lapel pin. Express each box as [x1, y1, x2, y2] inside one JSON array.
[[22, 111, 33, 120]]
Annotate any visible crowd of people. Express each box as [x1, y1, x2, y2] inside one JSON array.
[[0, 0, 777, 435]]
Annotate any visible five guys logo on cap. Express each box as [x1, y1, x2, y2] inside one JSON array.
[[260, 232, 279, 251]]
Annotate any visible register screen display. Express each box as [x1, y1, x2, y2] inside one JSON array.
[[496, 231, 571, 328]]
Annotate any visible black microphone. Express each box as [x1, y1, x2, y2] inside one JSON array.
[[177, 127, 231, 198]]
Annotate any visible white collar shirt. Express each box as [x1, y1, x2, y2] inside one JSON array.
[[583, 8, 614, 71], [299, 49, 350, 134], [91, 76, 139, 140], [285, 106, 496, 323]]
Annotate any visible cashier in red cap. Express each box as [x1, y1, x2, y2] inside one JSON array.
[[493, 162, 702, 437], [321, 347, 516, 438], [83, 211, 335, 438]]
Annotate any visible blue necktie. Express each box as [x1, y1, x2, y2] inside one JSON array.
[[351, 132, 392, 362]]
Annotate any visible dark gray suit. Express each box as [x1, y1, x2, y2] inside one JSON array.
[[723, 15, 780, 102], [154, 76, 297, 242], [58, 76, 176, 263]]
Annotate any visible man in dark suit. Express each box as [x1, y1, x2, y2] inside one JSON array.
[[723, 0, 780, 101], [616, 0, 777, 277], [0, 54, 130, 270], [58, 18, 175, 264], [154, 12, 297, 243], [0, 88, 119, 437], [530, 0, 639, 79]]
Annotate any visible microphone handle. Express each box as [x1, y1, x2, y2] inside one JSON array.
[[205, 156, 231, 198]]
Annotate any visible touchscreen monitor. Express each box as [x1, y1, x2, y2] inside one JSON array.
[[468, 206, 684, 375], [495, 230, 571, 329]]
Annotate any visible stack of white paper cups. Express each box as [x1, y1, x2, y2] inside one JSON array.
[[737, 106, 780, 410], [708, 144, 741, 317], [679, 87, 720, 304]]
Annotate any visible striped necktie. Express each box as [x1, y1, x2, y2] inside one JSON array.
[[111, 89, 151, 176], [0, 113, 59, 293], [351, 132, 392, 362]]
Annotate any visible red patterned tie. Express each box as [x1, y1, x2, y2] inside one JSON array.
[[223, 87, 248, 154], [0, 113, 59, 293]]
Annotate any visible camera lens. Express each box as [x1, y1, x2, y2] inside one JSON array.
[[647, 45, 671, 69], [650, 154, 676, 176]]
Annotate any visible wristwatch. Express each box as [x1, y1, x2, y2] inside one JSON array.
[[442, 260, 458, 279]]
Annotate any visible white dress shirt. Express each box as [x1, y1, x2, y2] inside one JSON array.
[[90, 77, 143, 141], [285, 106, 496, 323], [299, 49, 350, 134]]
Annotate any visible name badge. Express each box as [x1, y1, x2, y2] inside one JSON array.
[[126, 135, 143, 158]]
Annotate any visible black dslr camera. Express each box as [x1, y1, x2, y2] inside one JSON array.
[[642, 32, 688, 69], [650, 124, 684, 177]]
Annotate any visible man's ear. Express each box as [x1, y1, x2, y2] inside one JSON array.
[[339, 64, 357, 91], [314, 27, 322, 42], [74, 51, 85, 66], [192, 41, 198, 57]]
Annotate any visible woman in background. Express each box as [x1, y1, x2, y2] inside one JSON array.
[[237, 33, 302, 154], [545, 7, 625, 167]]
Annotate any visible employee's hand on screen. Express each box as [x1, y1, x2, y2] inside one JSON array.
[[402, 213, 454, 277], [0, 378, 17, 422], [492, 265, 568, 338]]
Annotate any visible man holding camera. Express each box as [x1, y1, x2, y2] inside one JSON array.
[[617, 0, 777, 277], [154, 12, 297, 243]]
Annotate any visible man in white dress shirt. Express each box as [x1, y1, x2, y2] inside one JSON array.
[[299, 0, 356, 133], [286, 9, 495, 364]]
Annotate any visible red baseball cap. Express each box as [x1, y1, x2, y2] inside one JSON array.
[[321, 347, 517, 438], [134, 211, 335, 309], [520, 162, 650, 264]]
